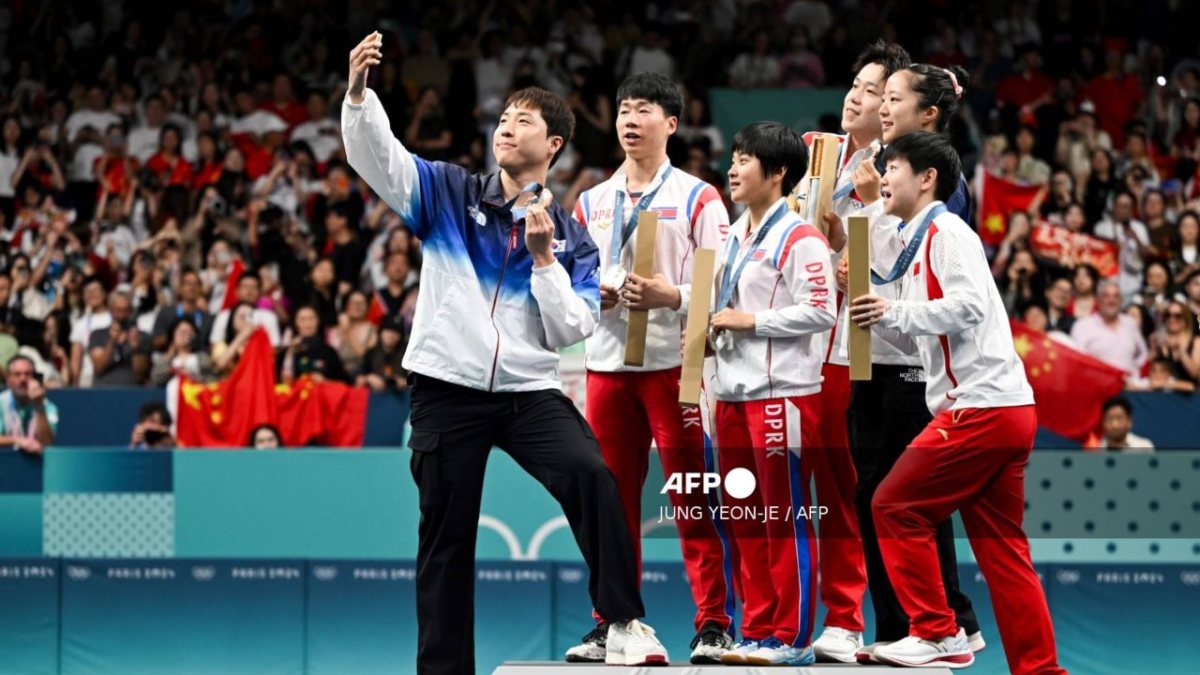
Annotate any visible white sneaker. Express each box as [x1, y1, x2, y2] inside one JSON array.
[[968, 630, 986, 653], [563, 622, 606, 662], [874, 628, 975, 669], [856, 641, 892, 664], [689, 621, 733, 664], [605, 619, 669, 666], [744, 636, 816, 666], [813, 626, 864, 663], [719, 638, 760, 665]]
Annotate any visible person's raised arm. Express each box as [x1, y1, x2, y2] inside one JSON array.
[[342, 32, 428, 238]]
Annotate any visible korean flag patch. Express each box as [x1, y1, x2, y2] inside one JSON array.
[[551, 239, 567, 253]]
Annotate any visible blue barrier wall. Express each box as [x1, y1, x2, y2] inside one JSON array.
[[0, 558, 1196, 675], [43, 388, 409, 448], [3, 449, 1199, 674], [34, 387, 1197, 449]]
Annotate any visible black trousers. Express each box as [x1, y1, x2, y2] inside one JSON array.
[[847, 364, 981, 643], [407, 375, 644, 675]]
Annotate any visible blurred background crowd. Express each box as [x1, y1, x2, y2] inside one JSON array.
[[0, 0, 1197, 405]]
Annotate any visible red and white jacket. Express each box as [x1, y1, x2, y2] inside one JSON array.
[[794, 132, 920, 367], [875, 201, 1034, 415], [575, 160, 729, 372], [712, 198, 836, 402]]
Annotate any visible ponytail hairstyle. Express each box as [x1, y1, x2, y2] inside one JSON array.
[[903, 64, 969, 134]]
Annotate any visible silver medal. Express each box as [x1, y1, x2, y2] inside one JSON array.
[[602, 265, 628, 290]]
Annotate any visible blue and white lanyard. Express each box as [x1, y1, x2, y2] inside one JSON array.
[[610, 166, 673, 267], [871, 203, 947, 285], [715, 202, 790, 311]]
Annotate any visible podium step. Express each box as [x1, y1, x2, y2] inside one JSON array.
[[493, 663, 954, 674]]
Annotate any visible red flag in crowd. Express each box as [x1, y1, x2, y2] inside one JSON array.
[[1028, 222, 1120, 277], [276, 377, 370, 447], [1010, 320, 1126, 441], [219, 258, 246, 311], [174, 327, 369, 447], [977, 171, 1045, 246], [175, 328, 277, 447]]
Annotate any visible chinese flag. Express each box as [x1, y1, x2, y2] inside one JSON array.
[[174, 328, 370, 447], [275, 376, 369, 447], [1010, 320, 1126, 441], [175, 328, 277, 447], [978, 171, 1044, 246]]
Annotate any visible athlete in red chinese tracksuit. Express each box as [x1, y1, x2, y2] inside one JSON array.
[[855, 197, 1066, 674]]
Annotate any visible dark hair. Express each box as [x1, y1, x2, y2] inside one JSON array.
[[293, 304, 325, 333], [901, 64, 969, 133], [1149, 355, 1176, 372], [851, 40, 913, 81], [1, 114, 24, 152], [616, 72, 685, 120], [503, 87, 576, 168], [1186, 268, 1200, 289], [158, 123, 183, 149], [168, 315, 197, 343], [1074, 263, 1101, 289], [1125, 127, 1148, 144], [731, 122, 809, 196], [248, 423, 283, 447], [1019, 300, 1049, 319], [138, 400, 172, 425], [1143, 260, 1173, 293], [880, 131, 962, 202], [1102, 395, 1132, 417], [1113, 189, 1136, 206], [1142, 188, 1166, 209], [327, 201, 353, 222]]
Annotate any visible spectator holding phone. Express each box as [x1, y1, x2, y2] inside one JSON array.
[[0, 354, 57, 454], [129, 401, 176, 449]]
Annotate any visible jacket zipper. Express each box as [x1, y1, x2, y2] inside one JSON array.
[[487, 224, 519, 391]]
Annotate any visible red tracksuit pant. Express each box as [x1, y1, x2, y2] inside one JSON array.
[[587, 368, 736, 631], [813, 363, 867, 632], [715, 394, 819, 648], [873, 405, 1067, 675]]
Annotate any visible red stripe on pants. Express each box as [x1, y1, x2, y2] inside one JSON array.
[[716, 395, 820, 646], [873, 405, 1067, 675], [810, 363, 867, 632], [586, 368, 733, 631]]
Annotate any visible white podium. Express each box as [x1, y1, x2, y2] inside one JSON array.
[[492, 663, 954, 674]]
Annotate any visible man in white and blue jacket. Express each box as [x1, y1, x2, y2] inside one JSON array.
[[342, 33, 668, 675]]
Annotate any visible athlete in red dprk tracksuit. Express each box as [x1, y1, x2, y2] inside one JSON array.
[[710, 122, 836, 667], [567, 73, 734, 666], [851, 132, 1066, 674]]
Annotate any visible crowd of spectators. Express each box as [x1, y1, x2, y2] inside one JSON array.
[[1, 0, 1199, 410]]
